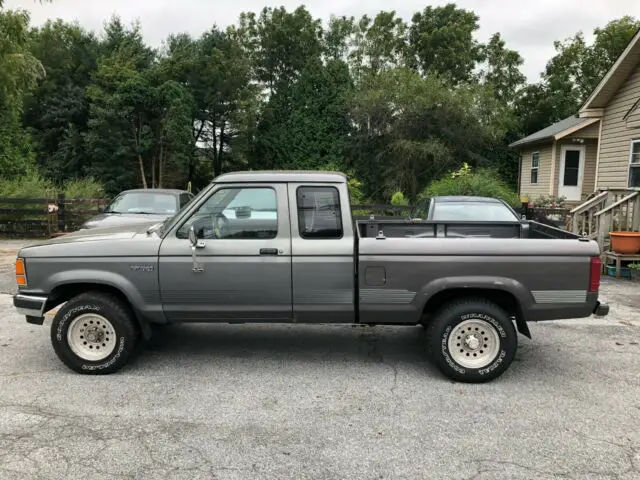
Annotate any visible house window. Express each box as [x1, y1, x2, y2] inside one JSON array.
[[630, 140, 640, 187], [530, 152, 539, 184]]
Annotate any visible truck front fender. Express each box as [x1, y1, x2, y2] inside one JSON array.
[[43, 269, 162, 339]]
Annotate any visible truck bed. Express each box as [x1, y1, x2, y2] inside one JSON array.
[[356, 219, 580, 240]]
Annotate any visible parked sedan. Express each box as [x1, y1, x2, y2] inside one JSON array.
[[80, 189, 194, 230], [425, 196, 521, 222]]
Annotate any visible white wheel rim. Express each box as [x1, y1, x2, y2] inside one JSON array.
[[67, 313, 116, 361], [447, 319, 501, 369]]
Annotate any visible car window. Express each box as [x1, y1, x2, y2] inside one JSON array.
[[104, 192, 178, 215], [432, 202, 518, 222], [179, 193, 193, 209], [177, 187, 278, 239], [296, 186, 343, 239]]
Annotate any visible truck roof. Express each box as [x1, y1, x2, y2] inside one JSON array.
[[214, 170, 348, 184]]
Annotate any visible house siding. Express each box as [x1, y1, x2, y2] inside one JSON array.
[[553, 139, 598, 199], [519, 144, 553, 200], [597, 64, 640, 189], [567, 121, 600, 138]]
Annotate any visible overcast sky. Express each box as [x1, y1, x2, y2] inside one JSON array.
[[6, 0, 640, 81]]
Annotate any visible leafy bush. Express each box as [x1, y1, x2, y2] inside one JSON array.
[[390, 191, 408, 206], [421, 163, 520, 207], [533, 195, 566, 209], [0, 174, 105, 200], [63, 178, 105, 199], [630, 263, 640, 271], [0, 171, 54, 199]]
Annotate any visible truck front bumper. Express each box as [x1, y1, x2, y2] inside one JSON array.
[[593, 301, 609, 317], [13, 294, 48, 325]]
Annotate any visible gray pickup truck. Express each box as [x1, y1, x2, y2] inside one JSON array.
[[13, 171, 609, 383]]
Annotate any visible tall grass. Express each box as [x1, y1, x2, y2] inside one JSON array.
[[0, 174, 105, 199]]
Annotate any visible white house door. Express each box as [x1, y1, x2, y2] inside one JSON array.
[[558, 146, 585, 201]]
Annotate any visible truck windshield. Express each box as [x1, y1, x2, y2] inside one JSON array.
[[432, 202, 518, 222]]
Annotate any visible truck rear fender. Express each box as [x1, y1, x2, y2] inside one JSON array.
[[417, 276, 533, 338]]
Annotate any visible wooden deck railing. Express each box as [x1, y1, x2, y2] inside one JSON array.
[[569, 188, 640, 251]]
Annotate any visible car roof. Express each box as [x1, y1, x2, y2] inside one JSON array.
[[120, 188, 190, 195], [214, 170, 347, 184], [433, 196, 504, 204]]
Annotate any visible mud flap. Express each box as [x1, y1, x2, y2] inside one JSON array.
[[514, 316, 531, 339]]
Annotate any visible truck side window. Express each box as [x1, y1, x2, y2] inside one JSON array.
[[296, 186, 343, 239], [177, 187, 278, 240]]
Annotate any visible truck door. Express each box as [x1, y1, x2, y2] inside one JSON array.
[[158, 183, 293, 322], [288, 183, 356, 323]]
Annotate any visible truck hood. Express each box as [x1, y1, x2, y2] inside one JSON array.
[[81, 212, 170, 229], [19, 222, 163, 258]]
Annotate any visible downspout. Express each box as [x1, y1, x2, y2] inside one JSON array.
[[593, 119, 604, 191], [549, 140, 557, 196]]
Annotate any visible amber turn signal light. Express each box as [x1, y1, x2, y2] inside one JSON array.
[[16, 258, 27, 286]]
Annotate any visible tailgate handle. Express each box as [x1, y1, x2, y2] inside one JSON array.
[[260, 248, 279, 256]]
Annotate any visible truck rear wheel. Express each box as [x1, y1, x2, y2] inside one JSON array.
[[51, 292, 138, 374], [426, 298, 517, 383]]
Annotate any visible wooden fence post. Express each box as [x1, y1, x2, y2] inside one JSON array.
[[58, 193, 66, 233]]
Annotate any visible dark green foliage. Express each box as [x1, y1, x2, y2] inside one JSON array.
[[0, 2, 636, 206], [252, 58, 353, 171], [408, 4, 482, 83]]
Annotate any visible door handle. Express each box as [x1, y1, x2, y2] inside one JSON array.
[[259, 248, 279, 255]]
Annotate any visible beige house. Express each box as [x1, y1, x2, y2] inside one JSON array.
[[511, 29, 640, 205]]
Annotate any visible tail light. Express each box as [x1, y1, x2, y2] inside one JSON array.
[[589, 256, 602, 292], [15, 258, 27, 286]]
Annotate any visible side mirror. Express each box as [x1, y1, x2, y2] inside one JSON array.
[[235, 206, 252, 219]]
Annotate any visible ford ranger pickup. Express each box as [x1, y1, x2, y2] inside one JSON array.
[[13, 171, 609, 382]]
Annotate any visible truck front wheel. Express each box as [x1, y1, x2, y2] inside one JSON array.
[[426, 298, 517, 383], [51, 292, 138, 374]]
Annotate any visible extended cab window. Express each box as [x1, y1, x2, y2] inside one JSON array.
[[178, 187, 278, 240], [296, 186, 342, 239]]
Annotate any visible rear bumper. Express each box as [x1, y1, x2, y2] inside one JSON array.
[[13, 294, 48, 322], [593, 301, 609, 317]]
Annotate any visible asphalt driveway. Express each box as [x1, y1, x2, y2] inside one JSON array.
[[0, 240, 639, 479]]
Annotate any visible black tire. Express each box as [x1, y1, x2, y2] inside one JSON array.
[[51, 292, 139, 374], [426, 298, 517, 383]]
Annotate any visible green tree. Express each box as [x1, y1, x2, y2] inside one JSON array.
[[516, 16, 640, 135], [407, 4, 481, 83], [480, 33, 526, 104], [252, 58, 353, 171], [348, 68, 508, 201], [23, 20, 100, 183], [238, 6, 323, 93], [85, 17, 193, 194], [0, 6, 44, 178]]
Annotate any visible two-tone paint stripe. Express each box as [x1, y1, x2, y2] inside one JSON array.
[[531, 290, 587, 304]]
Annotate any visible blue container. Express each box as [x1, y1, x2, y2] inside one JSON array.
[[606, 265, 632, 278]]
